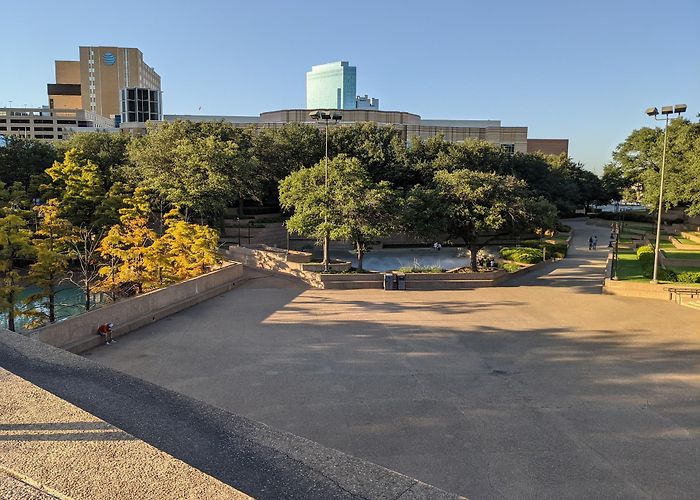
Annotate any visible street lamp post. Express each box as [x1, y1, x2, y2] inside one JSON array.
[[309, 110, 342, 272], [645, 104, 687, 283]]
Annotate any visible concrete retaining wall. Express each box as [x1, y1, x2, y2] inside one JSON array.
[[660, 252, 700, 269], [670, 237, 700, 251], [602, 279, 670, 300], [226, 245, 323, 287], [404, 271, 507, 290], [321, 273, 384, 289], [33, 263, 244, 353]]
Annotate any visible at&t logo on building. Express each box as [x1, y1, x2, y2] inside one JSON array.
[[102, 52, 116, 65]]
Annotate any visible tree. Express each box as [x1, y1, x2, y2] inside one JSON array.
[[126, 121, 259, 222], [98, 188, 156, 295], [0, 214, 35, 331], [0, 137, 57, 189], [66, 226, 104, 311], [42, 148, 106, 226], [611, 119, 700, 215], [406, 169, 550, 271], [156, 210, 220, 281], [57, 132, 131, 184], [279, 155, 398, 271], [26, 200, 72, 324], [329, 123, 410, 188]]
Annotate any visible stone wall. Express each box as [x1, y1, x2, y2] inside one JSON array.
[[33, 263, 244, 353]]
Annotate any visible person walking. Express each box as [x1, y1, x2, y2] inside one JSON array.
[[588, 236, 593, 250], [593, 235, 598, 250]]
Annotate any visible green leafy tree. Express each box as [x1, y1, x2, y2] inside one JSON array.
[[26, 200, 73, 325], [57, 132, 131, 183], [0, 137, 57, 189], [0, 214, 35, 331], [611, 119, 700, 215], [279, 155, 398, 270], [406, 169, 549, 271], [126, 121, 259, 222], [42, 148, 106, 226]]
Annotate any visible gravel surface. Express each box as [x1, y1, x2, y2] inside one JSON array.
[[0, 368, 250, 500]]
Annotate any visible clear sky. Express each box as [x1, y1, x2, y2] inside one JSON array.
[[2, 0, 698, 173]]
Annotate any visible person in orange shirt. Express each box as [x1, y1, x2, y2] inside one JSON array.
[[97, 323, 115, 345]]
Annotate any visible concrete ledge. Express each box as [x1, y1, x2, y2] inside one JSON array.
[[32, 263, 244, 353], [321, 273, 384, 290], [660, 252, 700, 269], [226, 245, 322, 287], [670, 236, 700, 251], [0, 333, 462, 500], [602, 278, 670, 300]]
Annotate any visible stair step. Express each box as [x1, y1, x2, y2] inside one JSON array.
[[682, 300, 700, 311]]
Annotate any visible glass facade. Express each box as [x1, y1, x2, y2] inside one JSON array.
[[306, 61, 357, 110]]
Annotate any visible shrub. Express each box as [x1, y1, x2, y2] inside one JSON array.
[[677, 271, 700, 284], [500, 247, 543, 264], [519, 240, 568, 259], [396, 265, 445, 273], [658, 268, 678, 282], [555, 222, 572, 233], [501, 262, 522, 272], [636, 244, 678, 281]]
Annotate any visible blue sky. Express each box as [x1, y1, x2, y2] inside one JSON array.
[[2, 0, 698, 173]]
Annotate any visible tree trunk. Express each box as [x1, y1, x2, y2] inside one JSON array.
[[469, 243, 481, 272], [85, 282, 91, 311], [8, 290, 15, 332], [49, 288, 56, 323], [356, 241, 364, 272]]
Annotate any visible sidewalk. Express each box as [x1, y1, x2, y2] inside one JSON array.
[[0, 368, 250, 500]]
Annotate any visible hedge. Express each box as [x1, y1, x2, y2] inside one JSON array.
[[500, 247, 543, 264], [677, 271, 700, 284]]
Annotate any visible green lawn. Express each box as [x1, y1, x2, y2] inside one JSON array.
[[664, 251, 700, 260], [614, 251, 648, 281], [674, 237, 700, 246]]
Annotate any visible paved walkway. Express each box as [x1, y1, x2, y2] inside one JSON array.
[[0, 368, 250, 500], [88, 219, 700, 499]]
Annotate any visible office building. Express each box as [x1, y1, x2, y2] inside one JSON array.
[[306, 61, 357, 110], [0, 107, 116, 141], [48, 46, 161, 119], [306, 61, 381, 111], [355, 95, 379, 110], [120, 88, 163, 123]]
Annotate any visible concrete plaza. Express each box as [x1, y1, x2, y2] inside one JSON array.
[[88, 220, 700, 499]]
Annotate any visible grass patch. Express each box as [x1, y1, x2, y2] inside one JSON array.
[[663, 251, 700, 260], [674, 237, 700, 246], [615, 251, 648, 281]]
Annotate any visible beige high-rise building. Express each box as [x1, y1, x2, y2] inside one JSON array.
[[47, 46, 161, 119]]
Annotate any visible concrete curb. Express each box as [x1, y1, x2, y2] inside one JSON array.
[[0, 333, 464, 500]]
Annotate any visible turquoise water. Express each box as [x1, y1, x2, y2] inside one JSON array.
[[0, 285, 102, 331]]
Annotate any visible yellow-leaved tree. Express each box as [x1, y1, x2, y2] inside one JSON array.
[[156, 208, 220, 282], [98, 188, 156, 296]]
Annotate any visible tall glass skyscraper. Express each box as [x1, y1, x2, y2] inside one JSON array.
[[306, 61, 357, 110]]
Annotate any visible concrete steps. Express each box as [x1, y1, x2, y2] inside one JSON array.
[[682, 300, 700, 311]]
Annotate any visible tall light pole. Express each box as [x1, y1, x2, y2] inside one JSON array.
[[645, 104, 687, 283], [309, 110, 342, 272]]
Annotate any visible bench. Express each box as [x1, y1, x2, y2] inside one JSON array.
[[664, 286, 700, 304]]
